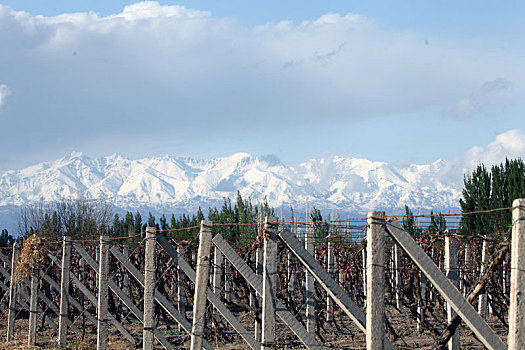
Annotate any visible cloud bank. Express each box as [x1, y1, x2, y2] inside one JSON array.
[[444, 78, 513, 119], [0, 84, 11, 108], [0, 1, 522, 166], [463, 129, 525, 168]]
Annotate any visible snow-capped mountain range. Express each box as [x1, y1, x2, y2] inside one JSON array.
[[0, 151, 466, 226]]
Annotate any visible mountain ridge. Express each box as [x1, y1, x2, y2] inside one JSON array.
[[0, 151, 464, 217]]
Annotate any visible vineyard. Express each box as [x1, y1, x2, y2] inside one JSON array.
[[1, 199, 524, 350]]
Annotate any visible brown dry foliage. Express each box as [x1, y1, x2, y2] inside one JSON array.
[[14, 235, 44, 282], [0, 340, 39, 350]]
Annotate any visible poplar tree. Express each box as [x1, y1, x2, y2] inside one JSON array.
[[460, 158, 525, 235]]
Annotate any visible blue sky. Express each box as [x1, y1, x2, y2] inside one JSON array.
[[0, 1, 524, 170]]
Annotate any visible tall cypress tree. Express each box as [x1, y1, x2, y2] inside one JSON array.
[[402, 205, 418, 237], [460, 158, 525, 235]]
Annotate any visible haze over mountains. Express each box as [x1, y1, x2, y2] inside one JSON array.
[[0, 150, 471, 234]]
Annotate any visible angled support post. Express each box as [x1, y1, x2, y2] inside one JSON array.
[[213, 233, 321, 350], [190, 220, 213, 350], [386, 219, 506, 350], [279, 229, 396, 350], [155, 235, 239, 350], [47, 247, 136, 344]]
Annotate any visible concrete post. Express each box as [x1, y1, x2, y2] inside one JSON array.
[[445, 234, 460, 350], [177, 245, 186, 331], [7, 242, 20, 342], [58, 236, 72, 348], [262, 216, 278, 350], [366, 211, 385, 350], [143, 227, 157, 350], [509, 198, 525, 349], [190, 220, 213, 350], [464, 242, 471, 296], [478, 236, 489, 318], [28, 237, 41, 346], [394, 243, 402, 309], [417, 272, 427, 333], [339, 266, 345, 288], [387, 219, 506, 350], [287, 251, 294, 295], [429, 249, 435, 303], [78, 256, 85, 335], [390, 246, 395, 303], [362, 248, 367, 304], [95, 249, 100, 292], [255, 246, 262, 342], [305, 222, 315, 334], [503, 252, 509, 295], [213, 246, 223, 317], [326, 237, 334, 321], [122, 244, 129, 296], [97, 236, 110, 350], [288, 220, 298, 297], [224, 261, 231, 303]]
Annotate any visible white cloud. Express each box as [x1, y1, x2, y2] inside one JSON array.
[[0, 84, 11, 108], [405, 129, 525, 190], [0, 2, 523, 166], [444, 78, 512, 119], [463, 129, 525, 168], [0, 2, 519, 122], [115, 1, 210, 21]]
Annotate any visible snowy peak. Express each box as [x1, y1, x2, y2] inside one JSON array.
[[0, 152, 463, 213]]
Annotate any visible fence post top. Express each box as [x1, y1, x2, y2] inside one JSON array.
[[367, 211, 385, 224], [513, 198, 525, 208], [264, 215, 278, 225], [200, 220, 213, 228]]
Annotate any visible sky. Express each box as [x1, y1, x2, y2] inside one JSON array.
[[0, 1, 524, 170]]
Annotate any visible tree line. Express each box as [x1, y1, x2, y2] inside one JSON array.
[[402, 157, 525, 237], [459, 158, 525, 236], [4, 157, 522, 247], [12, 192, 277, 246]]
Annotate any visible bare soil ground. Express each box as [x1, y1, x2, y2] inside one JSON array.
[[0, 301, 508, 349]]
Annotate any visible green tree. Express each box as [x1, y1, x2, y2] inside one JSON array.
[[402, 205, 418, 237], [18, 198, 112, 240], [429, 210, 446, 233], [310, 206, 329, 240], [0, 229, 13, 247], [133, 211, 142, 235], [460, 158, 525, 235]]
